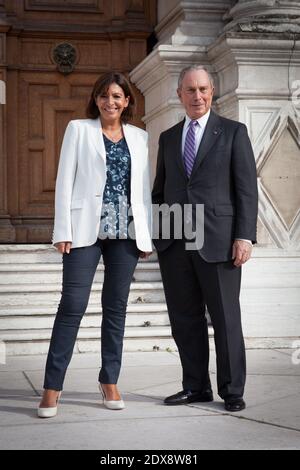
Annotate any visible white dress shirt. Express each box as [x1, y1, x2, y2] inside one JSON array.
[[181, 109, 211, 157]]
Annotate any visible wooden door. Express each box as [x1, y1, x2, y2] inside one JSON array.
[[1, 0, 156, 242]]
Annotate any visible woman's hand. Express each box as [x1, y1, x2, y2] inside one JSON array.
[[139, 251, 152, 259], [54, 242, 72, 254]]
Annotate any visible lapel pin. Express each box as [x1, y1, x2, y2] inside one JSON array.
[[213, 130, 218, 135]]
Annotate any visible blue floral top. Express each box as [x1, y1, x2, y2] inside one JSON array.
[[99, 134, 133, 239]]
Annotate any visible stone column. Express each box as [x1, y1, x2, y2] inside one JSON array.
[[208, 0, 300, 250], [131, 0, 300, 346], [0, 6, 14, 242], [130, 0, 233, 181]]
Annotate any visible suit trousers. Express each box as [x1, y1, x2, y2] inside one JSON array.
[[158, 239, 246, 399], [43, 238, 139, 390]]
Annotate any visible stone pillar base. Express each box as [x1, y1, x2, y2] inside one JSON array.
[[0, 217, 15, 242]]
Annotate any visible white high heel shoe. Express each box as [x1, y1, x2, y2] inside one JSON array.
[[38, 391, 61, 418], [99, 383, 125, 410]]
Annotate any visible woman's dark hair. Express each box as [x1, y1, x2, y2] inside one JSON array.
[[86, 72, 135, 123]]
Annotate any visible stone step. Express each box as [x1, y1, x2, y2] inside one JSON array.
[[0, 313, 170, 330], [0, 245, 61, 264], [1, 265, 299, 287], [0, 244, 159, 264], [1, 303, 299, 333], [2, 303, 299, 332], [3, 337, 178, 356], [0, 325, 176, 356], [1, 258, 300, 285], [1, 328, 296, 356], [0, 307, 170, 331], [0, 284, 299, 308], [0, 302, 168, 317], [0, 281, 166, 306], [0, 262, 162, 284], [0, 281, 163, 293], [0, 325, 173, 342]]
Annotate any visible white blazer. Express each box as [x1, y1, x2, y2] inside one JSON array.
[[52, 118, 153, 252]]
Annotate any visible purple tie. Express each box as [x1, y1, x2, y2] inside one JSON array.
[[183, 120, 198, 177]]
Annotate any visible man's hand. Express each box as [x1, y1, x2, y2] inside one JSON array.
[[232, 240, 252, 267], [54, 242, 72, 254]]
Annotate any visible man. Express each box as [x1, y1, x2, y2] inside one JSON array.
[[152, 66, 258, 412]]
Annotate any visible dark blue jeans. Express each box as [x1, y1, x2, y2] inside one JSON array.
[[43, 239, 139, 390]]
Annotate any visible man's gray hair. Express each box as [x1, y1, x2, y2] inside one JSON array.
[[178, 66, 214, 89]]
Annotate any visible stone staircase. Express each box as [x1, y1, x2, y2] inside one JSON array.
[[1, 245, 299, 356], [0, 245, 175, 356]]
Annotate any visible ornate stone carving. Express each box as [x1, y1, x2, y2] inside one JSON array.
[[52, 43, 77, 75], [224, 0, 300, 34], [252, 107, 300, 247]]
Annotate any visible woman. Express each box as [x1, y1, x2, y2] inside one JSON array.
[[38, 72, 152, 418]]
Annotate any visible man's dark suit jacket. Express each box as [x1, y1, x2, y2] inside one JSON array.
[[152, 110, 258, 263]]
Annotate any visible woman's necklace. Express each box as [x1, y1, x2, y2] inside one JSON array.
[[102, 127, 123, 143]]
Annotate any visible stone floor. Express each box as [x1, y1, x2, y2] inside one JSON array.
[[0, 349, 299, 450]]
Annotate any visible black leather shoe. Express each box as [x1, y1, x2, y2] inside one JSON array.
[[164, 389, 213, 406], [224, 397, 246, 412]]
